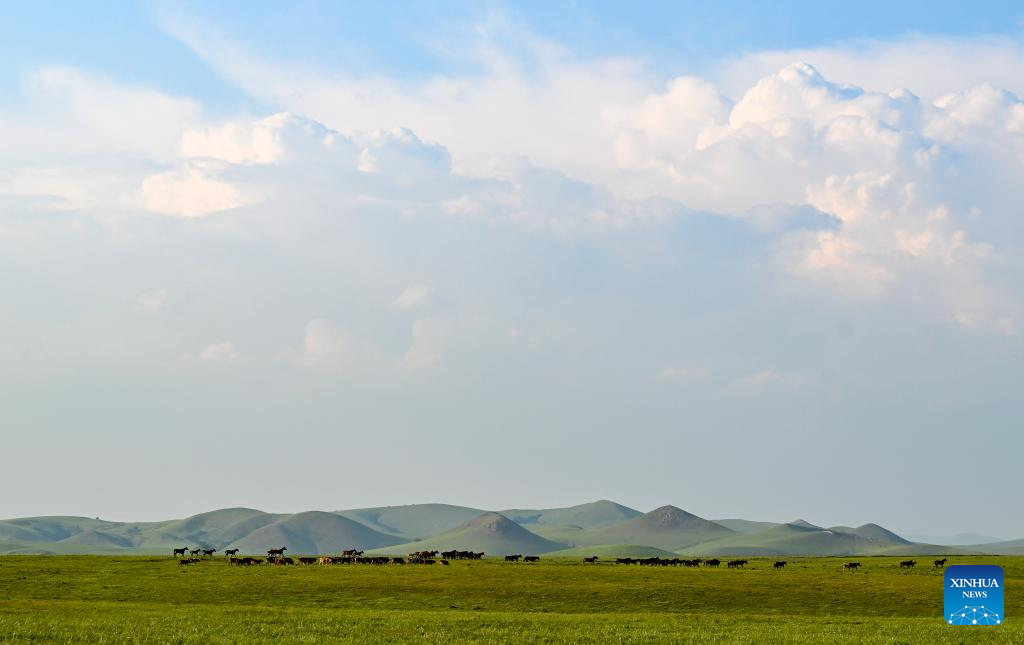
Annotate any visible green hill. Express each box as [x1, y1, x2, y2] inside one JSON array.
[[370, 512, 567, 556], [712, 519, 780, 534], [334, 504, 485, 540], [545, 544, 679, 558], [829, 523, 910, 545], [0, 516, 119, 543], [968, 537, 1024, 555], [552, 506, 735, 551], [500, 501, 641, 529], [679, 521, 940, 556], [233, 511, 405, 554]]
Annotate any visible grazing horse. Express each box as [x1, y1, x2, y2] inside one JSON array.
[[201, 549, 216, 558], [583, 556, 599, 563], [173, 547, 189, 557], [179, 558, 196, 566], [505, 554, 522, 562], [267, 547, 287, 557], [523, 556, 540, 562], [727, 559, 747, 568], [933, 558, 948, 568], [704, 558, 721, 567], [900, 560, 916, 568], [773, 561, 787, 569], [224, 548, 239, 557], [844, 562, 861, 572]]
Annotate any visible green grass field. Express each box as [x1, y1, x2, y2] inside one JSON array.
[[0, 555, 1018, 643]]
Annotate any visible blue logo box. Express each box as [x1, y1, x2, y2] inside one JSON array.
[[944, 564, 1004, 625]]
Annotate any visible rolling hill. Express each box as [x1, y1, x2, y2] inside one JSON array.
[[500, 500, 642, 529], [967, 537, 1024, 555], [712, 519, 780, 534], [370, 512, 567, 555], [532, 506, 736, 551], [334, 503, 485, 540], [233, 511, 404, 553], [678, 521, 958, 556], [0, 504, 1012, 556]]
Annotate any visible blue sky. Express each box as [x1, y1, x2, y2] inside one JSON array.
[[1, 2, 1023, 538]]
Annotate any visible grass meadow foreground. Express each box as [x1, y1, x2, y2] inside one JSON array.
[[0, 555, 1019, 643]]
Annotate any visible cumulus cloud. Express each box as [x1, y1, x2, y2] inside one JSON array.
[[135, 289, 168, 314], [392, 286, 432, 311], [199, 341, 237, 361], [285, 319, 374, 371]]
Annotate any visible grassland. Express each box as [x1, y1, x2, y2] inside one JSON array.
[[0, 555, 1019, 643]]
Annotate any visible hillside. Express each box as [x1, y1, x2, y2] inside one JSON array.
[[679, 521, 939, 556], [500, 501, 641, 529], [968, 537, 1024, 555], [233, 512, 405, 553], [554, 506, 736, 551], [829, 523, 910, 545], [370, 512, 567, 555], [334, 504, 484, 540], [712, 519, 780, 534], [1, 505, 1015, 557]]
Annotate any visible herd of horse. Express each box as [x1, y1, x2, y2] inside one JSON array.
[[173, 547, 955, 571]]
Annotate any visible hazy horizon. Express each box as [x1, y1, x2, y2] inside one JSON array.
[[2, 2, 1023, 538]]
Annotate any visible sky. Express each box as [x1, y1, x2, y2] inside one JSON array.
[[1, 1, 1023, 538]]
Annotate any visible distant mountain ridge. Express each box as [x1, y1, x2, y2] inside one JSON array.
[[0, 501, 1014, 556]]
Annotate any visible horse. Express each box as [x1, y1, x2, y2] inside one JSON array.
[[704, 558, 721, 567], [267, 547, 287, 557], [189, 548, 202, 557], [934, 558, 948, 568], [224, 548, 239, 557], [844, 562, 861, 572], [900, 560, 916, 568], [773, 561, 787, 569], [583, 556, 599, 563], [201, 549, 216, 558], [505, 554, 522, 562], [172, 547, 189, 557], [523, 556, 540, 562]]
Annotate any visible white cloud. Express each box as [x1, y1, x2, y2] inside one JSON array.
[[140, 163, 244, 217], [392, 286, 432, 311], [285, 319, 373, 370], [199, 341, 237, 361], [730, 369, 797, 391], [136, 289, 168, 314]]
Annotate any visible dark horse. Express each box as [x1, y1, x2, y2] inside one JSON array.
[[173, 547, 189, 557], [267, 547, 288, 557], [900, 560, 916, 568], [934, 558, 948, 568], [773, 561, 787, 569], [224, 548, 239, 556]]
